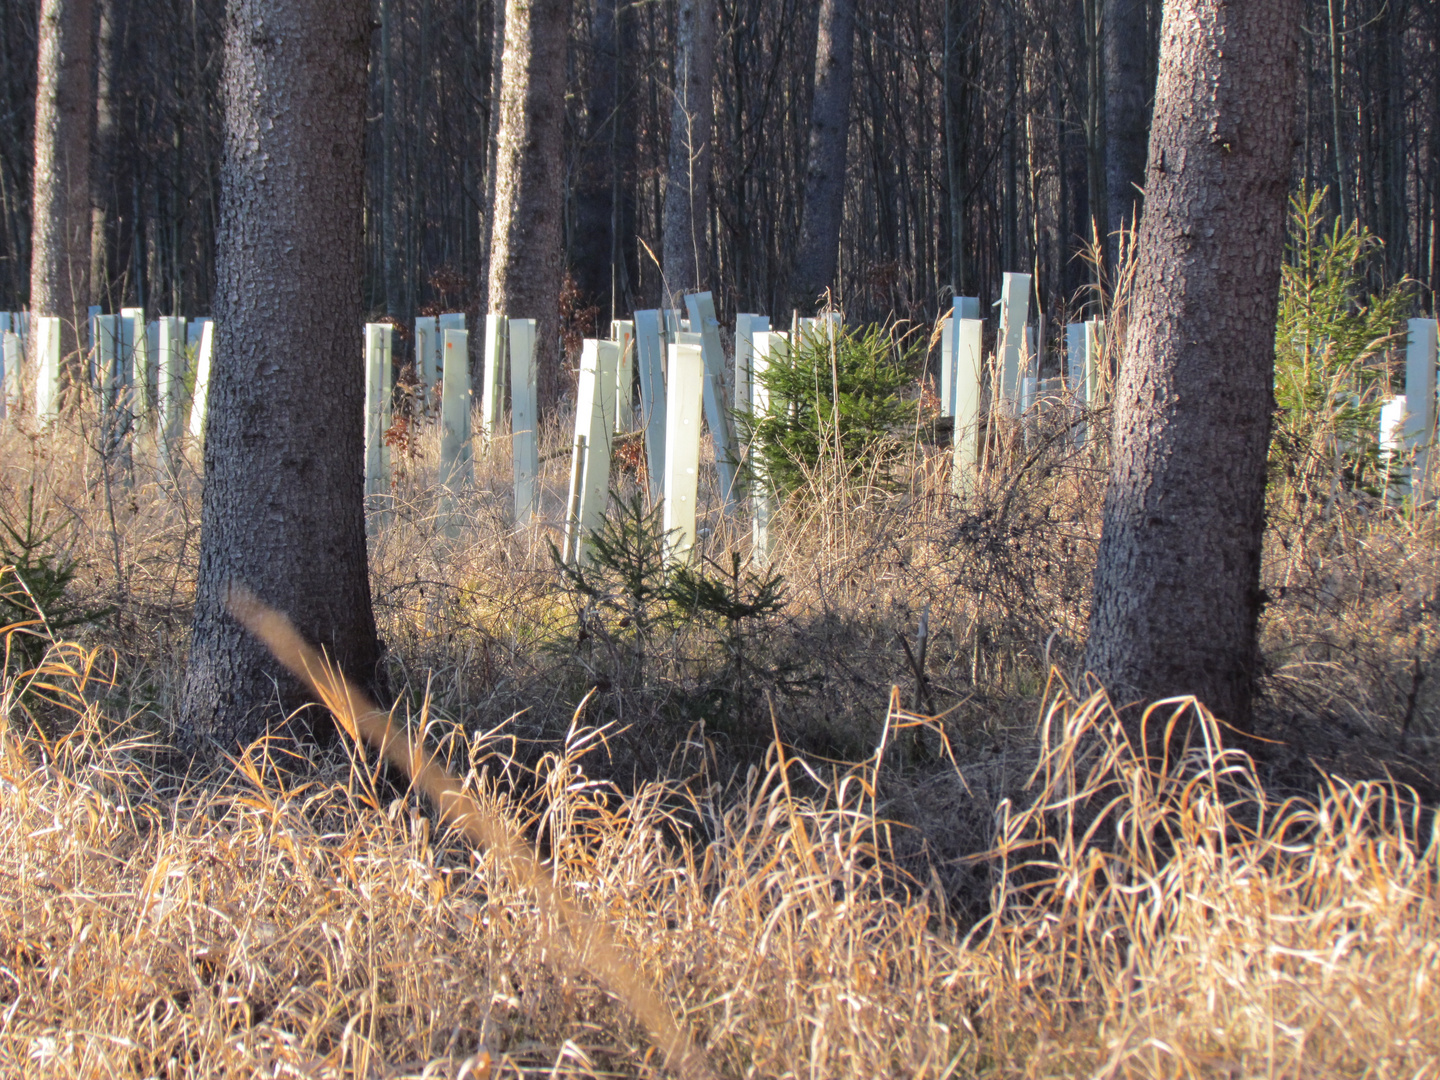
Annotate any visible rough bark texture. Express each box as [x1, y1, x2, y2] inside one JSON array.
[[1085, 0, 1300, 730], [791, 0, 856, 313], [573, 0, 620, 321], [177, 0, 380, 755], [1104, 0, 1157, 242], [661, 0, 715, 303], [486, 0, 571, 406], [30, 0, 94, 368]]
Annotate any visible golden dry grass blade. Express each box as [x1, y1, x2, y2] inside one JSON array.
[[225, 584, 715, 1080]]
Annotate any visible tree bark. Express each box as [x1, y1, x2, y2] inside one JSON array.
[[1104, 0, 1157, 243], [574, 0, 620, 320], [1085, 0, 1300, 732], [791, 0, 856, 313], [661, 0, 715, 303], [88, 0, 120, 309], [30, 0, 94, 371], [486, 0, 572, 405], [178, 0, 381, 755]]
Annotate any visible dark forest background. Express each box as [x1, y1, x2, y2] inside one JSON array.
[[2, 0, 1437, 339]]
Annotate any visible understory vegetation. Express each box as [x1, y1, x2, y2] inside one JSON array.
[[1, 357, 1436, 1076], [2, 202, 1437, 1075]]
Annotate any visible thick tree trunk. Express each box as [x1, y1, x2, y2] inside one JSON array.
[[1104, 0, 1157, 243], [487, 0, 572, 405], [178, 0, 381, 755], [661, 0, 715, 302], [791, 0, 856, 313], [30, 0, 94, 370], [1085, 0, 1300, 732]]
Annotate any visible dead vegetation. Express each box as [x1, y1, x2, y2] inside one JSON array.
[[1, 397, 1438, 1076]]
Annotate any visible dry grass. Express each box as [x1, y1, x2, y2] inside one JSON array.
[[1, 395, 1438, 1077]]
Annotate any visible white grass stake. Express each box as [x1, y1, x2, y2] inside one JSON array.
[[749, 330, 787, 567], [634, 309, 668, 501], [1380, 395, 1407, 481], [33, 316, 61, 423], [157, 317, 187, 468], [480, 312, 507, 446], [439, 328, 473, 492], [997, 272, 1031, 416], [664, 341, 705, 564], [563, 339, 619, 563], [414, 316, 439, 412], [684, 291, 739, 512], [1404, 318, 1438, 496], [951, 318, 984, 494], [509, 318, 539, 523], [364, 323, 394, 506], [188, 320, 214, 441], [611, 319, 635, 431]]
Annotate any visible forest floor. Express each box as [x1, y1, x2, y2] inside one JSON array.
[[0, 405, 1437, 1078]]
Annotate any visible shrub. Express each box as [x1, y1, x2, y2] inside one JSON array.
[[742, 322, 917, 496]]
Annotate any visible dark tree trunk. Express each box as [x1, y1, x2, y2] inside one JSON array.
[[30, 0, 94, 370], [1104, 0, 1157, 243], [574, 0, 620, 319], [177, 0, 381, 755], [791, 0, 856, 313], [487, 0, 572, 405], [661, 0, 715, 302], [1085, 0, 1300, 732]]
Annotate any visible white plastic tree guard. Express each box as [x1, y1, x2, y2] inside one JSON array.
[[146, 321, 159, 419], [118, 308, 147, 417], [509, 318, 539, 523], [634, 309, 668, 502], [156, 317, 187, 469], [563, 338, 619, 564], [364, 323, 394, 504], [439, 327, 473, 492], [1404, 318, 1438, 495], [0, 331, 17, 419], [188, 320, 214, 441], [950, 317, 984, 494], [749, 330, 787, 567], [611, 319, 635, 432], [734, 314, 769, 429], [480, 312, 507, 446], [414, 316, 439, 412], [684, 291, 740, 513], [997, 272, 1031, 416], [940, 296, 980, 417], [33, 316, 61, 423], [664, 341, 705, 564]]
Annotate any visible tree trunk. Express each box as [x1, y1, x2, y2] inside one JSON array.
[[791, 0, 856, 313], [574, 0, 620, 320], [487, 0, 572, 405], [30, 0, 94, 371], [661, 0, 715, 302], [178, 0, 381, 755], [1085, 0, 1300, 732], [1104, 0, 1157, 243], [89, 0, 120, 309]]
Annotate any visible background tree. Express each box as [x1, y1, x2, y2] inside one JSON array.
[[28, 0, 93, 374], [1085, 0, 1302, 731], [661, 0, 716, 302], [487, 0, 572, 404], [177, 0, 381, 753], [1104, 0, 1161, 245], [790, 0, 857, 313]]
